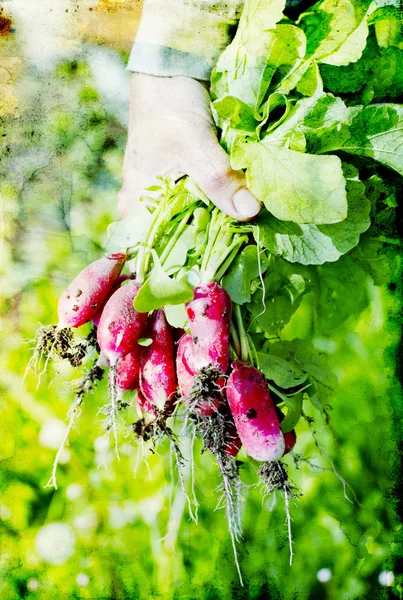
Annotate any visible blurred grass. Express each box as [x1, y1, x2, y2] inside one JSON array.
[[0, 18, 402, 600]]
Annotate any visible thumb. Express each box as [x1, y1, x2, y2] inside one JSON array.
[[179, 134, 261, 222]]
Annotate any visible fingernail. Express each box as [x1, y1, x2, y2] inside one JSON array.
[[233, 188, 262, 219]]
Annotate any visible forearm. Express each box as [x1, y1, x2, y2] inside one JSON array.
[[127, 0, 243, 80]]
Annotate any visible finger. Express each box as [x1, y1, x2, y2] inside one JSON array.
[[178, 133, 261, 222]]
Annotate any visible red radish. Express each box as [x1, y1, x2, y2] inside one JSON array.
[[227, 361, 285, 461], [136, 390, 157, 425], [97, 280, 148, 364], [92, 274, 135, 328], [275, 407, 297, 456], [140, 309, 177, 411], [176, 334, 196, 401], [186, 282, 231, 373], [172, 327, 186, 344], [223, 421, 242, 458], [58, 253, 126, 328], [176, 335, 241, 455], [115, 350, 140, 392], [176, 334, 221, 417], [283, 430, 296, 455]]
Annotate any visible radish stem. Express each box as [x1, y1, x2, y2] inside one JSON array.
[[213, 236, 248, 282], [247, 334, 259, 369], [136, 198, 167, 284], [230, 321, 241, 359], [160, 208, 193, 266], [201, 210, 221, 274], [234, 305, 250, 363]]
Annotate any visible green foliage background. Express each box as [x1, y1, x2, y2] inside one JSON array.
[[1, 28, 403, 600]]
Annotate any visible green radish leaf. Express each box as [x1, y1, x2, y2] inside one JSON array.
[[249, 293, 304, 335], [212, 16, 306, 110], [306, 382, 325, 413], [304, 103, 403, 176], [352, 237, 396, 287], [221, 246, 269, 304], [264, 92, 349, 148], [289, 129, 306, 152], [350, 172, 400, 286], [164, 303, 188, 329], [247, 256, 310, 334], [273, 339, 338, 405], [258, 93, 291, 136], [272, 0, 371, 94], [210, 0, 287, 104], [193, 207, 210, 231], [320, 34, 403, 102], [299, 0, 371, 64], [232, 139, 347, 224], [312, 254, 370, 333], [320, 104, 403, 175], [280, 393, 303, 434], [134, 257, 194, 312], [144, 184, 163, 192], [283, 274, 307, 303], [318, 10, 370, 67], [253, 164, 371, 264], [105, 202, 154, 251], [137, 338, 153, 347], [162, 226, 196, 275], [370, 6, 403, 49], [302, 93, 349, 131], [257, 352, 308, 388], [213, 96, 259, 132], [296, 61, 323, 97]]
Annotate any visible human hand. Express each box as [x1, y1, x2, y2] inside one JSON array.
[[118, 73, 261, 221]]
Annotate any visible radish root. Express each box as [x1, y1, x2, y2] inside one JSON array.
[[45, 359, 105, 489], [98, 365, 121, 460], [24, 325, 96, 387], [302, 412, 360, 505], [258, 461, 299, 567], [132, 408, 199, 522], [188, 400, 244, 585], [215, 454, 244, 586]]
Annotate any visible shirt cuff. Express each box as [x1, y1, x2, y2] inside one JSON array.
[[127, 43, 214, 80], [127, 0, 242, 80]]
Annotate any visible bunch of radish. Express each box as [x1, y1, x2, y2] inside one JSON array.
[[52, 252, 294, 463], [29, 179, 302, 578]]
